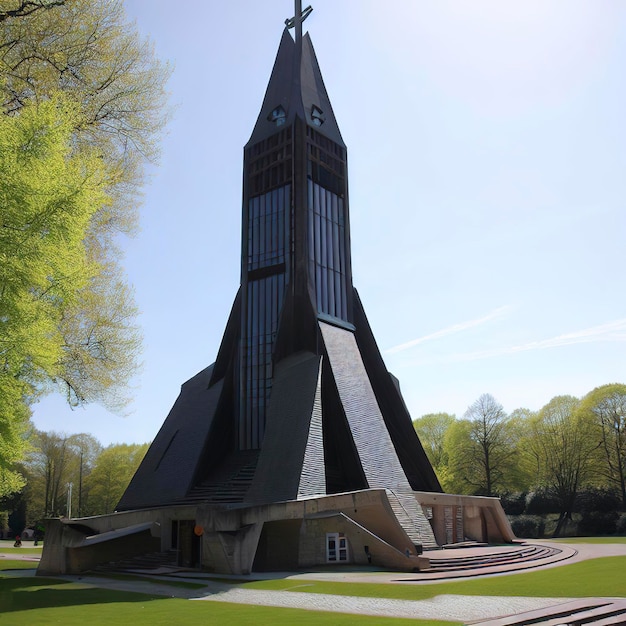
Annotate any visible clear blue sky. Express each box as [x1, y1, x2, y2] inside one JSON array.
[[31, 0, 626, 445]]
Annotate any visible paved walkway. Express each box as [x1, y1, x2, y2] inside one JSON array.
[[196, 588, 567, 621]]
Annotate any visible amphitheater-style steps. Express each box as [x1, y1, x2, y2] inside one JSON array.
[[424, 544, 563, 572], [470, 598, 626, 626]]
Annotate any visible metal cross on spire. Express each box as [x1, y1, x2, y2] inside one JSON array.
[[285, 1, 313, 42]]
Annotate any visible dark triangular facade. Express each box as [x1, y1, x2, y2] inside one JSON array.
[[118, 22, 441, 520]]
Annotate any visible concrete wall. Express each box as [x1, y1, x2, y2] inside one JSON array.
[[414, 491, 515, 544], [66, 531, 160, 573], [38, 489, 513, 576], [253, 519, 302, 571], [298, 513, 427, 571]]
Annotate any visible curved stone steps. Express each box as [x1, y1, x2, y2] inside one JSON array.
[[469, 598, 626, 626], [424, 544, 565, 572]]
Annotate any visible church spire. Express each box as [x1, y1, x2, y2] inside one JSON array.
[[246, 3, 343, 148]]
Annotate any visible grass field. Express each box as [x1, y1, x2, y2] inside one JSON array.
[[0, 577, 451, 626], [0, 544, 43, 555], [0, 559, 39, 571], [1, 538, 625, 625], [241, 556, 626, 599], [550, 536, 626, 544]]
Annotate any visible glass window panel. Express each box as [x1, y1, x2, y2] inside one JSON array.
[[265, 197, 271, 257], [252, 280, 259, 337], [259, 195, 265, 257], [265, 278, 271, 335], [277, 274, 284, 312], [255, 281, 265, 337], [332, 220, 340, 275], [332, 192, 338, 225], [307, 210, 314, 262], [339, 225, 346, 274], [312, 181, 317, 213], [316, 264, 322, 311], [246, 286, 251, 336], [326, 215, 333, 271], [320, 215, 327, 269], [327, 268, 335, 315], [284, 186, 290, 260], [315, 213, 321, 266], [248, 198, 258, 268]]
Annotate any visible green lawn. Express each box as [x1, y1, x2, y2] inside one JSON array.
[[0, 559, 40, 571], [550, 536, 626, 544], [1, 539, 625, 624], [0, 577, 452, 626], [0, 546, 43, 555], [242, 556, 626, 599]]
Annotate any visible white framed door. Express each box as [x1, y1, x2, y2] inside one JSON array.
[[326, 533, 348, 563]]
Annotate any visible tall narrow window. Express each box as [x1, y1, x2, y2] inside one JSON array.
[[241, 184, 291, 450], [307, 179, 348, 322]]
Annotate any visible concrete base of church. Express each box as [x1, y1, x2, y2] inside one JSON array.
[[37, 489, 514, 576]]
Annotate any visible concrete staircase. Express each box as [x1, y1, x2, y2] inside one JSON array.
[[92, 549, 179, 573], [470, 598, 626, 626], [176, 451, 259, 504], [386, 489, 438, 549], [425, 544, 563, 572]]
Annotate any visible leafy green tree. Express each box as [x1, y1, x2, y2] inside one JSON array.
[[507, 407, 538, 493], [441, 418, 475, 494], [23, 430, 101, 520], [85, 442, 148, 515], [0, 1, 65, 23], [413, 412, 455, 484], [0, 95, 108, 495], [446, 394, 518, 496], [26, 431, 74, 518], [528, 395, 599, 536], [579, 383, 626, 507], [0, 0, 170, 464]]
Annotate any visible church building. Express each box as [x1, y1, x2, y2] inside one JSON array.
[[39, 3, 513, 576]]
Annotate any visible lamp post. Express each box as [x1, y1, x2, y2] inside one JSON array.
[[66, 482, 73, 519]]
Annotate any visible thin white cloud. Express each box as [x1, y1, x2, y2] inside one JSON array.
[[434, 318, 626, 364], [386, 305, 512, 354]]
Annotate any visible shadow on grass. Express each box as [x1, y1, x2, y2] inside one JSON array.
[[0, 577, 161, 613]]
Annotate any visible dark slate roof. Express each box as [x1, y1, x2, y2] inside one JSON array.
[[117, 366, 223, 511], [352, 289, 442, 492], [246, 351, 325, 504], [319, 321, 412, 491], [246, 29, 344, 147]]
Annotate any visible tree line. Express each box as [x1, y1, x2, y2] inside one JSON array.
[[413, 383, 626, 536], [1, 428, 148, 537], [0, 1, 170, 496]]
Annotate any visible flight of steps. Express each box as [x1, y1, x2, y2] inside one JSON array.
[[386, 489, 438, 549], [425, 544, 563, 572], [470, 598, 626, 626], [176, 451, 259, 505], [92, 549, 178, 573]]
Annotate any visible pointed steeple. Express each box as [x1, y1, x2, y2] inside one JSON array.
[[247, 29, 344, 148], [119, 5, 442, 527]]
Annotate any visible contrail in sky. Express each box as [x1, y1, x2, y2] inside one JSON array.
[[386, 305, 512, 354], [407, 318, 626, 365]]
